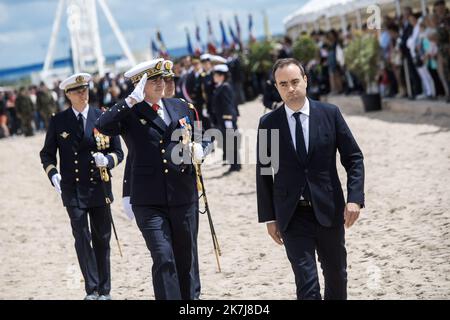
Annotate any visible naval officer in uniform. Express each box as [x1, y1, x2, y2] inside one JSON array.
[[96, 59, 210, 300], [212, 64, 241, 173], [40, 73, 124, 300]]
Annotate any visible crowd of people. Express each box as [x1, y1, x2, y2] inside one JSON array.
[[379, 1, 450, 100], [283, 1, 450, 102], [1, 1, 449, 140]]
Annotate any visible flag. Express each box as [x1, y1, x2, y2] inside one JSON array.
[[151, 38, 159, 58], [185, 28, 194, 55], [248, 13, 256, 43], [156, 29, 169, 58], [228, 24, 237, 50], [206, 16, 217, 54], [263, 11, 271, 41], [234, 14, 242, 44], [219, 19, 229, 50], [194, 24, 203, 56]]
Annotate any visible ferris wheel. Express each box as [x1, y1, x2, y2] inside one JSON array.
[[42, 0, 137, 79]]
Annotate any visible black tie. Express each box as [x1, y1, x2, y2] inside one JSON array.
[[293, 112, 307, 161], [77, 113, 84, 143], [293, 112, 311, 201]]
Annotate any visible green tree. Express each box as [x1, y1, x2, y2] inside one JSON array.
[[344, 33, 380, 93], [293, 35, 318, 65], [247, 40, 276, 74]]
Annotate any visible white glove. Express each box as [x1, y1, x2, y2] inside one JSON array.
[[51, 173, 62, 195], [202, 108, 209, 118], [126, 72, 147, 106], [224, 120, 233, 129], [93, 152, 109, 167], [190, 142, 204, 164], [122, 196, 135, 220]]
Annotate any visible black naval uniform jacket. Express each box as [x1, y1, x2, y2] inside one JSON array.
[[212, 82, 238, 125], [40, 106, 124, 208], [95, 98, 208, 207]]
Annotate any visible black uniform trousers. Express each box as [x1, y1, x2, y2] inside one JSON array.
[[281, 203, 347, 300], [132, 202, 198, 300], [65, 205, 112, 295], [220, 120, 241, 170], [191, 201, 201, 300]]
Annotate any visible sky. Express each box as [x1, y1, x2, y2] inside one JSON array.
[[0, 0, 307, 69]]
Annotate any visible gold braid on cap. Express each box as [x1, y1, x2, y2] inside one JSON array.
[[131, 61, 164, 84], [65, 75, 88, 92], [163, 61, 175, 77]]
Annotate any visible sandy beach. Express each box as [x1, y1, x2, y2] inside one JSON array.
[[1, 96, 450, 300]]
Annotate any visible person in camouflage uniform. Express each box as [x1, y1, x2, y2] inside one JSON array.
[[434, 0, 450, 102], [15, 87, 35, 137], [36, 82, 57, 130]]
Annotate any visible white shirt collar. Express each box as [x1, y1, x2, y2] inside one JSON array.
[[285, 98, 310, 118], [72, 104, 89, 119]]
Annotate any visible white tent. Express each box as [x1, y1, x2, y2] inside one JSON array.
[[284, 0, 400, 30]]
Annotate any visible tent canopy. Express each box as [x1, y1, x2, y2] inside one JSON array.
[[284, 0, 396, 29]]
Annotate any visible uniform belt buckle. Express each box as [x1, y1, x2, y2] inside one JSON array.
[[298, 200, 311, 207]]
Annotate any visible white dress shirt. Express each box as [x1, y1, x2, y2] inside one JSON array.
[[72, 104, 90, 130], [268, 98, 311, 223], [284, 98, 310, 153], [146, 99, 171, 126]]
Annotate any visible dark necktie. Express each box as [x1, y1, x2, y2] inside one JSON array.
[[293, 112, 311, 201], [293, 112, 307, 161], [77, 113, 84, 143]]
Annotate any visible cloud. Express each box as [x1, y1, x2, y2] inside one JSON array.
[[0, 3, 8, 25], [0, 0, 307, 69]]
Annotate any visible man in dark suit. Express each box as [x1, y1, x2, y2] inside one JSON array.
[[96, 59, 210, 300], [40, 73, 124, 300], [256, 58, 365, 300]]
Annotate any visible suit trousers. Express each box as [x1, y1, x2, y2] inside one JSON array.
[[281, 204, 347, 300], [132, 202, 198, 300], [66, 205, 112, 295]]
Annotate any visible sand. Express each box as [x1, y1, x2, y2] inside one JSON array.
[[1, 96, 449, 299]]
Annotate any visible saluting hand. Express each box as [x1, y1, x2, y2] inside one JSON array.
[[126, 73, 147, 107], [344, 203, 361, 228], [267, 221, 283, 245]]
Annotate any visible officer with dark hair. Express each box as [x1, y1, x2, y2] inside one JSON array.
[[40, 73, 123, 300]]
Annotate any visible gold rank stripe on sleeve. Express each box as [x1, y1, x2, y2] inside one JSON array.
[[45, 164, 57, 175], [108, 153, 119, 168], [222, 115, 233, 120]]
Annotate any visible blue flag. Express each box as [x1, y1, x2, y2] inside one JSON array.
[[186, 28, 194, 55], [219, 19, 229, 49], [151, 38, 159, 57]]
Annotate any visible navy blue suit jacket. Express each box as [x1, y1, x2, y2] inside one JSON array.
[[40, 106, 124, 208], [96, 98, 208, 207], [256, 99, 365, 231]]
